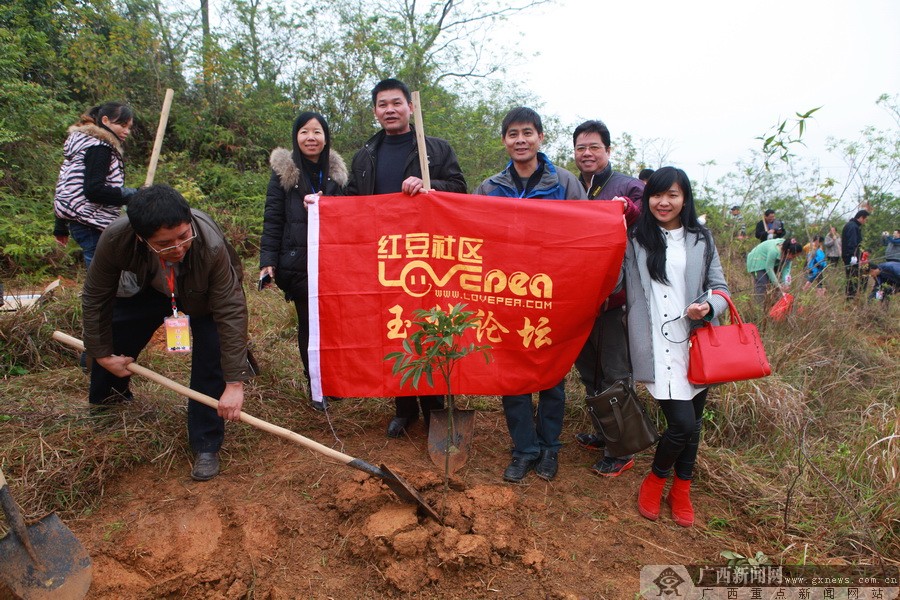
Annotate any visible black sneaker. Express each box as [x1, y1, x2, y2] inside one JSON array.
[[534, 449, 559, 481], [574, 432, 606, 450], [503, 456, 537, 483], [310, 397, 329, 412], [590, 456, 635, 478]]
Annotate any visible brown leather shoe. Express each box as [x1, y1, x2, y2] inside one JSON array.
[[191, 452, 220, 481]]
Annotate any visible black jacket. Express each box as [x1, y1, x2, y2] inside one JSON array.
[[260, 148, 348, 301], [346, 128, 466, 195], [841, 217, 864, 259], [755, 218, 785, 242]]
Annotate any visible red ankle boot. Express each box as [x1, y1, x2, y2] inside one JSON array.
[[637, 472, 667, 520], [666, 477, 694, 527]]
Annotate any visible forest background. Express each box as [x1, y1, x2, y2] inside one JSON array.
[[0, 0, 898, 574]]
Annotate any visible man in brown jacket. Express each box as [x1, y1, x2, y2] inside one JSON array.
[[82, 185, 252, 481]]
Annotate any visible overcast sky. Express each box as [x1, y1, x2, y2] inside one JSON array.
[[506, 0, 899, 193]]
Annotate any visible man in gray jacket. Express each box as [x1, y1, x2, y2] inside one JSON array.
[[82, 185, 251, 481], [570, 120, 643, 477]]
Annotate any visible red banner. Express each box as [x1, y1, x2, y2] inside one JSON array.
[[308, 191, 625, 399]]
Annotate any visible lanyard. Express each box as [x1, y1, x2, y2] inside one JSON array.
[[587, 170, 613, 199], [161, 258, 178, 317], [306, 170, 323, 194]]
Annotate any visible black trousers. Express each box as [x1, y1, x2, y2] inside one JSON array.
[[292, 298, 311, 380], [89, 287, 226, 453], [843, 256, 860, 297], [395, 395, 444, 423], [651, 389, 709, 481]]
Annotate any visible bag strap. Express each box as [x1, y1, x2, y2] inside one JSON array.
[[589, 297, 611, 394], [711, 289, 743, 325]]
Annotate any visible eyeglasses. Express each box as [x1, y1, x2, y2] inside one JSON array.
[[143, 226, 196, 254], [575, 144, 607, 154]]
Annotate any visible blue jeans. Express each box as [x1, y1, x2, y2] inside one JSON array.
[[502, 379, 566, 460], [68, 221, 103, 268]]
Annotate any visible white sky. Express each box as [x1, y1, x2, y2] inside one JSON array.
[[507, 0, 900, 192]]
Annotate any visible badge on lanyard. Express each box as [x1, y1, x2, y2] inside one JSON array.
[[165, 313, 192, 352], [161, 259, 192, 353]]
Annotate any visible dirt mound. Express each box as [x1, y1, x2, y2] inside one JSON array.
[[63, 405, 746, 600]]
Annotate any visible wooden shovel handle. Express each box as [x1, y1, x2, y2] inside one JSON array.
[[50, 331, 356, 467], [144, 88, 174, 187], [411, 91, 431, 192]]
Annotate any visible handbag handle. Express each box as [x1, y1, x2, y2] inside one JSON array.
[[704, 290, 749, 347], [711, 289, 743, 326]]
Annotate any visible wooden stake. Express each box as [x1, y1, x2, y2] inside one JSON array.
[[411, 91, 431, 191], [145, 88, 174, 186]]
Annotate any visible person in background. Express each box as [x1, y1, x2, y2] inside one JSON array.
[[746, 238, 803, 304], [54, 102, 137, 267], [259, 112, 347, 412], [624, 167, 730, 528], [475, 106, 586, 483], [346, 78, 466, 438], [754, 209, 785, 242], [81, 185, 252, 481], [824, 226, 842, 267], [802, 235, 827, 293], [638, 168, 655, 184], [841, 210, 869, 298], [568, 119, 643, 478], [868, 262, 900, 301], [881, 229, 900, 262], [728, 205, 747, 239]]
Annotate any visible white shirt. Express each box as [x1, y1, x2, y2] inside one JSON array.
[[644, 227, 706, 401]]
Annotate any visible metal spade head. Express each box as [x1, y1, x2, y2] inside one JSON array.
[[0, 513, 92, 600], [378, 464, 442, 524], [427, 408, 475, 475]]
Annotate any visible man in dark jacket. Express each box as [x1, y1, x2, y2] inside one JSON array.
[[755, 209, 786, 242], [82, 185, 252, 481], [569, 120, 642, 478], [475, 107, 586, 484], [841, 209, 870, 298], [346, 78, 467, 439]]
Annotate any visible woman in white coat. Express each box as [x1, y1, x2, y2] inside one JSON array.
[[624, 167, 730, 527]]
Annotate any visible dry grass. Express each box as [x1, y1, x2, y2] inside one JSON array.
[[1, 257, 898, 566], [697, 254, 899, 565]]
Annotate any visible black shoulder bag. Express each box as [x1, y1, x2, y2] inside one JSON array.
[[584, 307, 660, 456]]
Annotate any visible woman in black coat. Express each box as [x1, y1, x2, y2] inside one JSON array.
[[259, 112, 347, 410]]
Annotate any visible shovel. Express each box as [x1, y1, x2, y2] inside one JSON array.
[[51, 331, 441, 523], [427, 395, 475, 475], [0, 468, 92, 600]]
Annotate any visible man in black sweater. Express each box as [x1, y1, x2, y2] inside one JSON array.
[[346, 78, 467, 438]]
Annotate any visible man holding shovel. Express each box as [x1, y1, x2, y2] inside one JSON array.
[[345, 78, 467, 439], [81, 185, 252, 481]]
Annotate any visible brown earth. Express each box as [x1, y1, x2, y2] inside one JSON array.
[[64, 402, 754, 599]]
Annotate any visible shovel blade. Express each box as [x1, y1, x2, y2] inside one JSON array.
[[427, 409, 475, 475], [378, 464, 443, 524], [0, 513, 92, 600]]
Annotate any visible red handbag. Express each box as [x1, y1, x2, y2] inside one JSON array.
[[687, 290, 772, 385]]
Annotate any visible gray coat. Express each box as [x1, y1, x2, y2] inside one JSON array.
[[624, 229, 730, 383]]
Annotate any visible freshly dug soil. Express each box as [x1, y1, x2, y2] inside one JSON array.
[[68, 408, 744, 599]]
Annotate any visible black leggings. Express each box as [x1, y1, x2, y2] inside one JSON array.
[[652, 389, 708, 480]]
